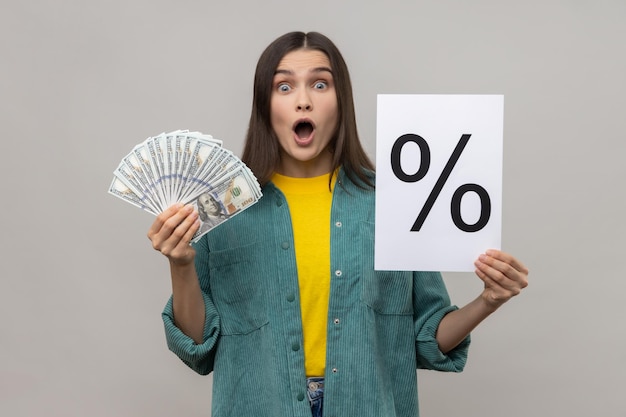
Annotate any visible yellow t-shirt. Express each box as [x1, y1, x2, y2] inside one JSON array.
[[271, 172, 335, 377]]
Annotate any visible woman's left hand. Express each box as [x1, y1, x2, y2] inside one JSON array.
[[474, 249, 529, 311]]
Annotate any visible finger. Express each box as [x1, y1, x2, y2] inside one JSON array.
[[156, 218, 198, 261], [148, 203, 184, 237], [474, 255, 520, 287], [150, 205, 197, 255], [172, 211, 200, 245], [162, 222, 200, 266], [160, 204, 196, 237], [174, 214, 201, 249], [165, 207, 199, 248], [474, 267, 502, 293], [474, 255, 526, 291], [475, 269, 518, 306], [485, 249, 529, 275]]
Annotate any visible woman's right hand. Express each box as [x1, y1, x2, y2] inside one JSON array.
[[147, 203, 200, 266]]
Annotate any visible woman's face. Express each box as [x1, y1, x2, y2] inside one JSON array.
[[270, 49, 338, 178]]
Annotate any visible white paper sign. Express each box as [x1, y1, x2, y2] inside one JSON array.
[[375, 94, 503, 272]]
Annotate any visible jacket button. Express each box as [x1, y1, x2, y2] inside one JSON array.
[[281, 241, 290, 249]]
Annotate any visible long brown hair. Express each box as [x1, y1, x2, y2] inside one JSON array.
[[241, 31, 374, 189]]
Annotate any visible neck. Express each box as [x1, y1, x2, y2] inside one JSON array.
[[276, 153, 333, 178]]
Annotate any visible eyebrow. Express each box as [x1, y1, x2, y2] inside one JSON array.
[[274, 67, 333, 76]]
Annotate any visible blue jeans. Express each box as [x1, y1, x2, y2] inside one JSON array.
[[306, 377, 324, 417]]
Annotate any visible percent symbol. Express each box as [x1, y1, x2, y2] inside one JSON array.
[[390, 133, 491, 233]]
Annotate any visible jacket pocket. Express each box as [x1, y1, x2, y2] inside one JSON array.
[[208, 242, 269, 335]]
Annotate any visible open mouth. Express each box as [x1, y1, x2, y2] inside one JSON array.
[[294, 120, 314, 140]]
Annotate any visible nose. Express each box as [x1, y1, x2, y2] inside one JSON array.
[[296, 90, 312, 111]]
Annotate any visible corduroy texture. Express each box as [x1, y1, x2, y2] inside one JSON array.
[[162, 168, 470, 417]]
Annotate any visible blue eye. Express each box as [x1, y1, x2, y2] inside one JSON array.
[[314, 81, 327, 89], [278, 83, 291, 92]]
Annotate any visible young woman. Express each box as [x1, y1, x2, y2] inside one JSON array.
[[148, 31, 528, 417]]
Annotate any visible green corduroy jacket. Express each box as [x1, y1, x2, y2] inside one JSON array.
[[163, 169, 470, 417]]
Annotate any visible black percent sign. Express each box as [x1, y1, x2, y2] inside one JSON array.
[[390, 133, 491, 233]]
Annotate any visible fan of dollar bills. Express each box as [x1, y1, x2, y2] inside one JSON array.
[[108, 129, 262, 242]]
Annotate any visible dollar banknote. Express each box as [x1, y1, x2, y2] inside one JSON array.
[[109, 130, 262, 241]]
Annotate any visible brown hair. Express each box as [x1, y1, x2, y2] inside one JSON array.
[[241, 31, 374, 189]]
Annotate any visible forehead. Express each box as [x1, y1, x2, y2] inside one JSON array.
[[275, 49, 332, 73]]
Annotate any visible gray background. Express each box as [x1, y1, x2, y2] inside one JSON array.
[[1, 1, 624, 416]]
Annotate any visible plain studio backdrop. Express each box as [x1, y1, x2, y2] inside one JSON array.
[[1, 1, 624, 416]]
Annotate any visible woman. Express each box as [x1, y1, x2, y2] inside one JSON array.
[[148, 31, 528, 417]]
